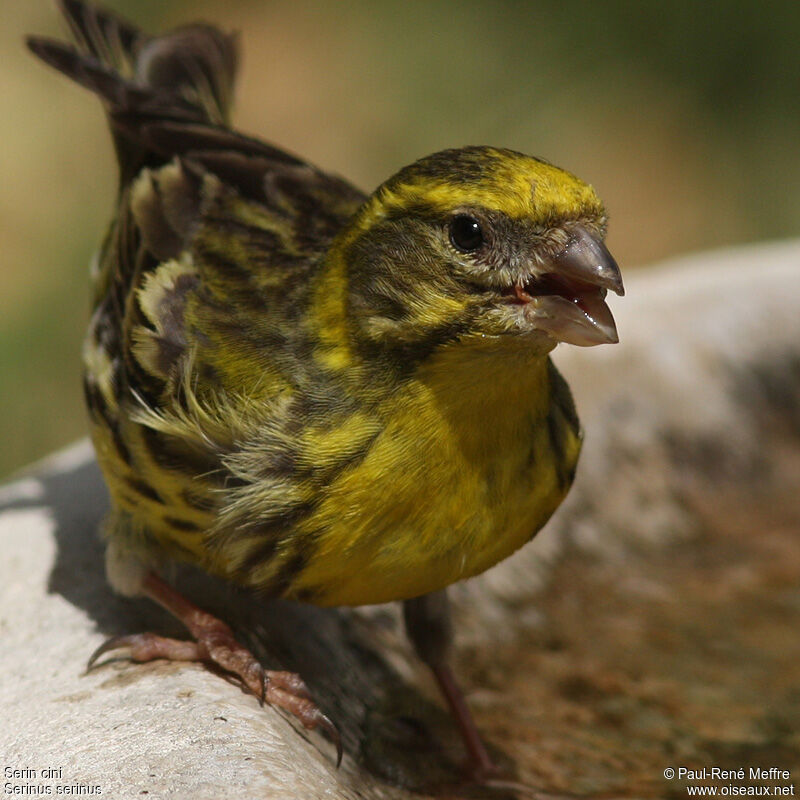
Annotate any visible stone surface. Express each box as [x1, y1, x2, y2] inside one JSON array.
[[2, 241, 799, 799]]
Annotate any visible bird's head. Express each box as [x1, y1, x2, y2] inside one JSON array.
[[330, 146, 623, 362]]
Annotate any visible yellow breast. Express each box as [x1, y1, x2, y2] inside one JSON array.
[[292, 339, 581, 606]]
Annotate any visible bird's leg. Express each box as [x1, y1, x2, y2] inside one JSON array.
[[403, 590, 496, 780], [88, 571, 341, 764]]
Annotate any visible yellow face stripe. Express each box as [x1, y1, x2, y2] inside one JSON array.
[[309, 147, 604, 378], [347, 148, 603, 244]]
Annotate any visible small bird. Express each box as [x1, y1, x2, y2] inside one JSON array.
[[28, 0, 623, 780]]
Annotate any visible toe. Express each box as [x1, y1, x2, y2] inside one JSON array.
[[87, 633, 202, 671]]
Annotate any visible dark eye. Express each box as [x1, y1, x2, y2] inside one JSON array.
[[449, 215, 484, 252]]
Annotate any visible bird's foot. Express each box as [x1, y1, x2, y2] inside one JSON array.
[[88, 626, 341, 764], [87, 575, 341, 765], [456, 756, 546, 797]]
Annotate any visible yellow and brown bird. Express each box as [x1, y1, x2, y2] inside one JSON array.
[[28, 0, 623, 778]]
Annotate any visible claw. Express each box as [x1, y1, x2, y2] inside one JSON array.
[[86, 635, 128, 671], [268, 686, 343, 767], [316, 712, 343, 768], [259, 670, 267, 708]]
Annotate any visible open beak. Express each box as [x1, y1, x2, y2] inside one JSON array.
[[511, 225, 624, 346]]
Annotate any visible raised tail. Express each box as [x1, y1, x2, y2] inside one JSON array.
[[27, 0, 238, 182]]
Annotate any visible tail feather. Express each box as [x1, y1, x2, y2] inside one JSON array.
[[27, 0, 238, 183], [134, 25, 238, 126], [25, 36, 200, 120], [57, 0, 144, 75]]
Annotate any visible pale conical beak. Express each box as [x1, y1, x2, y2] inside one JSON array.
[[517, 226, 624, 347], [555, 226, 624, 297]]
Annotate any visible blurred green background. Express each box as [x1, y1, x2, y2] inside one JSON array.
[[3, 0, 799, 479]]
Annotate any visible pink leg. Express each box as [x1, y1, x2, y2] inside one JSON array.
[[88, 572, 341, 765], [431, 662, 496, 779], [404, 591, 499, 780]]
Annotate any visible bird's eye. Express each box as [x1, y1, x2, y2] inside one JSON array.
[[449, 215, 484, 252]]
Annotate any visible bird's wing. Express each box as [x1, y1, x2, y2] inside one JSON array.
[[30, 2, 369, 555], [29, 0, 366, 415]]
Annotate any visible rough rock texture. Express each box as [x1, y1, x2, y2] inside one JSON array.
[[2, 241, 799, 799]]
